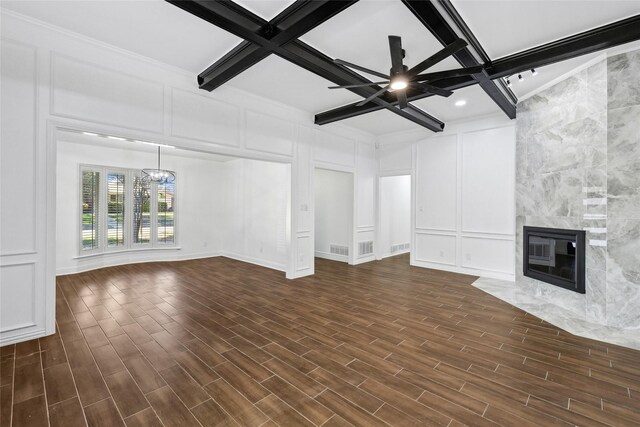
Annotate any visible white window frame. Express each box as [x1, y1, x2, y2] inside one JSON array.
[[79, 164, 177, 255]]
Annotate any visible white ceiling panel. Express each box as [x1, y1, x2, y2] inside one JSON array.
[[412, 84, 501, 122], [302, 0, 460, 78], [227, 54, 363, 113], [453, 0, 640, 60], [1, 0, 242, 73], [235, 0, 292, 21]]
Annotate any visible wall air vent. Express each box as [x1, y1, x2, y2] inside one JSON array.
[[330, 245, 349, 256], [359, 241, 374, 256], [391, 242, 410, 253]]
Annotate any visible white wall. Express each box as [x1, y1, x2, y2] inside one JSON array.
[[378, 115, 516, 280], [379, 175, 411, 259], [314, 168, 353, 262], [55, 139, 224, 275], [222, 158, 290, 271], [0, 10, 377, 345]]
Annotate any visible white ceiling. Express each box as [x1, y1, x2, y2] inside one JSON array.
[[3, 0, 640, 136]]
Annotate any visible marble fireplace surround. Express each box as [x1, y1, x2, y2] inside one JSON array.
[[472, 49, 640, 350]]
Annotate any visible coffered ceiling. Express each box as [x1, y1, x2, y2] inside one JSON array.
[[2, 0, 639, 135]]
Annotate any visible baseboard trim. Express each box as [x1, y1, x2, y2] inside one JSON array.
[[0, 328, 48, 347], [315, 251, 348, 263], [220, 252, 287, 272], [56, 251, 222, 276]]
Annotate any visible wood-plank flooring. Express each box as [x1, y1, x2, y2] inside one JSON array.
[[2, 254, 640, 426]]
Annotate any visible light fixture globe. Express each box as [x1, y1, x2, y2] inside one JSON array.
[[389, 78, 408, 90], [142, 146, 175, 184]]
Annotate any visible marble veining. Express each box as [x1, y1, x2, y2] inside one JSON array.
[[608, 50, 640, 110], [514, 48, 640, 337]]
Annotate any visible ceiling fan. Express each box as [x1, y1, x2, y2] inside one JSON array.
[[329, 36, 483, 109]]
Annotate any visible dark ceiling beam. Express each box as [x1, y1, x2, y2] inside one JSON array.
[[437, 0, 517, 105], [167, 0, 446, 132], [402, 0, 516, 119], [167, 0, 358, 91], [486, 13, 640, 79]]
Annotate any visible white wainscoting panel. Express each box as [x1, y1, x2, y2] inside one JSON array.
[[171, 88, 241, 146], [0, 263, 36, 333], [461, 236, 515, 274], [245, 111, 294, 156], [379, 142, 412, 172], [52, 55, 164, 133], [415, 135, 457, 231], [357, 142, 376, 228], [414, 233, 456, 265], [313, 130, 356, 167], [1, 40, 37, 255], [296, 236, 312, 271], [461, 126, 515, 235]]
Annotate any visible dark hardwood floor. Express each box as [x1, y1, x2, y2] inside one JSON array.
[[2, 254, 640, 426]]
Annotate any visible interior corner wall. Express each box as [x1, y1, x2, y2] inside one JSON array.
[[378, 115, 516, 280], [314, 168, 353, 262], [516, 48, 640, 329], [55, 140, 224, 275], [379, 175, 411, 259], [221, 158, 290, 271]]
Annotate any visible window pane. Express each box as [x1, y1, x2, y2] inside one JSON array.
[[132, 174, 151, 244], [81, 170, 100, 250], [157, 181, 175, 244], [107, 172, 125, 247]]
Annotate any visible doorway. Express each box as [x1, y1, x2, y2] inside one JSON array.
[[314, 168, 354, 264], [378, 175, 411, 260]]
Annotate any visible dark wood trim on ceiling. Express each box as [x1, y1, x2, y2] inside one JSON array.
[[437, 0, 517, 106], [167, 0, 445, 132], [402, 0, 516, 119], [316, 8, 640, 126], [486, 13, 640, 79]]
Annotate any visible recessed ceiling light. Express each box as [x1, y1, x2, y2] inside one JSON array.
[[455, 100, 467, 107], [107, 135, 126, 141], [82, 132, 98, 136]]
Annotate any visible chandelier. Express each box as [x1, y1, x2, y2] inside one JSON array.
[[142, 146, 175, 184]]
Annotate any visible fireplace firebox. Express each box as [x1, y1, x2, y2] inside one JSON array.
[[523, 226, 586, 294]]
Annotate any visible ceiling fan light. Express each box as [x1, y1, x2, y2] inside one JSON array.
[[390, 79, 408, 90]]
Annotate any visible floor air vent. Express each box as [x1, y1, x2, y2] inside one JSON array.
[[359, 241, 374, 256], [330, 245, 349, 256]]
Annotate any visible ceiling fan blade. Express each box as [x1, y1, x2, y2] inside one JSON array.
[[406, 38, 468, 77], [334, 59, 389, 80], [413, 65, 484, 82], [356, 86, 390, 107], [328, 81, 390, 89], [388, 35, 404, 75], [412, 82, 454, 97], [396, 90, 408, 109]]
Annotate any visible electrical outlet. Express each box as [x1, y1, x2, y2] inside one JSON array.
[[466, 253, 471, 261], [202, 241, 207, 247], [439, 251, 444, 257]]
